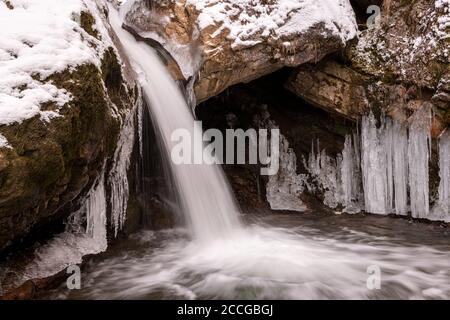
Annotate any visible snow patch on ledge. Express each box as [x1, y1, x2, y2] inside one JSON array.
[[0, 0, 112, 126], [188, 0, 358, 49]]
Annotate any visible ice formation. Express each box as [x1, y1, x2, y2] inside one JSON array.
[[110, 98, 142, 236], [266, 132, 307, 212], [302, 106, 449, 222], [407, 107, 432, 219], [431, 130, 450, 222], [305, 135, 362, 213]]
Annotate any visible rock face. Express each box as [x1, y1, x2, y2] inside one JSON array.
[[287, 0, 450, 133], [0, 0, 138, 251], [122, 0, 358, 103]]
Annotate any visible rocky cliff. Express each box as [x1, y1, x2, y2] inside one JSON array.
[[286, 0, 450, 135]]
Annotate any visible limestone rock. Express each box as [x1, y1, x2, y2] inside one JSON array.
[[122, 0, 358, 103]]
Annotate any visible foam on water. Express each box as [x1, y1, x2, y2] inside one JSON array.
[[51, 224, 450, 300]]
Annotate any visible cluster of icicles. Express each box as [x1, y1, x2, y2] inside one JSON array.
[[17, 98, 142, 282], [302, 106, 450, 222]]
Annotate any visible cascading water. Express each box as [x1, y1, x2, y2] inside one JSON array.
[[109, 5, 241, 242]]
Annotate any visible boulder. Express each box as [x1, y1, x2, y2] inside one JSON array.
[[286, 0, 450, 132], [0, 0, 138, 250]]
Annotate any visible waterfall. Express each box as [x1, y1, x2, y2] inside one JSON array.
[[109, 5, 242, 241]]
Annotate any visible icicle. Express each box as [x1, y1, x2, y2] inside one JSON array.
[[384, 118, 394, 212], [340, 135, 362, 213], [361, 112, 390, 214], [304, 140, 345, 210], [431, 130, 450, 222], [390, 121, 409, 215], [110, 98, 142, 236], [408, 106, 432, 219], [266, 133, 307, 212], [84, 173, 108, 252], [18, 171, 108, 282]]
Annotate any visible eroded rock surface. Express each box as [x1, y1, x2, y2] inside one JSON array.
[[287, 0, 450, 133], [122, 0, 358, 102]]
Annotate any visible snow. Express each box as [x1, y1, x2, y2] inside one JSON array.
[[0, 0, 112, 133], [354, 0, 449, 83], [121, 0, 357, 78], [188, 0, 357, 50], [0, 133, 12, 149]]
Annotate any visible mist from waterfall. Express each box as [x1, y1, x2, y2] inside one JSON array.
[[109, 5, 241, 242]]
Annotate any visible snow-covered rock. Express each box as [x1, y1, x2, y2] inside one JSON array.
[[122, 0, 358, 102], [287, 0, 450, 132], [0, 0, 138, 250]]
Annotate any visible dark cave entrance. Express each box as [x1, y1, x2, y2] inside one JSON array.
[[195, 67, 356, 213]]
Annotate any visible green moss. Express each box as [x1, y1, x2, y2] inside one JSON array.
[[0, 62, 126, 247], [429, 62, 447, 85], [79, 11, 100, 39], [50, 63, 120, 159], [101, 47, 129, 110]]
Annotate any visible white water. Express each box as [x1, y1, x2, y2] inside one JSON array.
[[109, 6, 241, 242], [52, 222, 450, 300]]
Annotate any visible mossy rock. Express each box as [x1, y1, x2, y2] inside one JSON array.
[[0, 54, 132, 250]]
